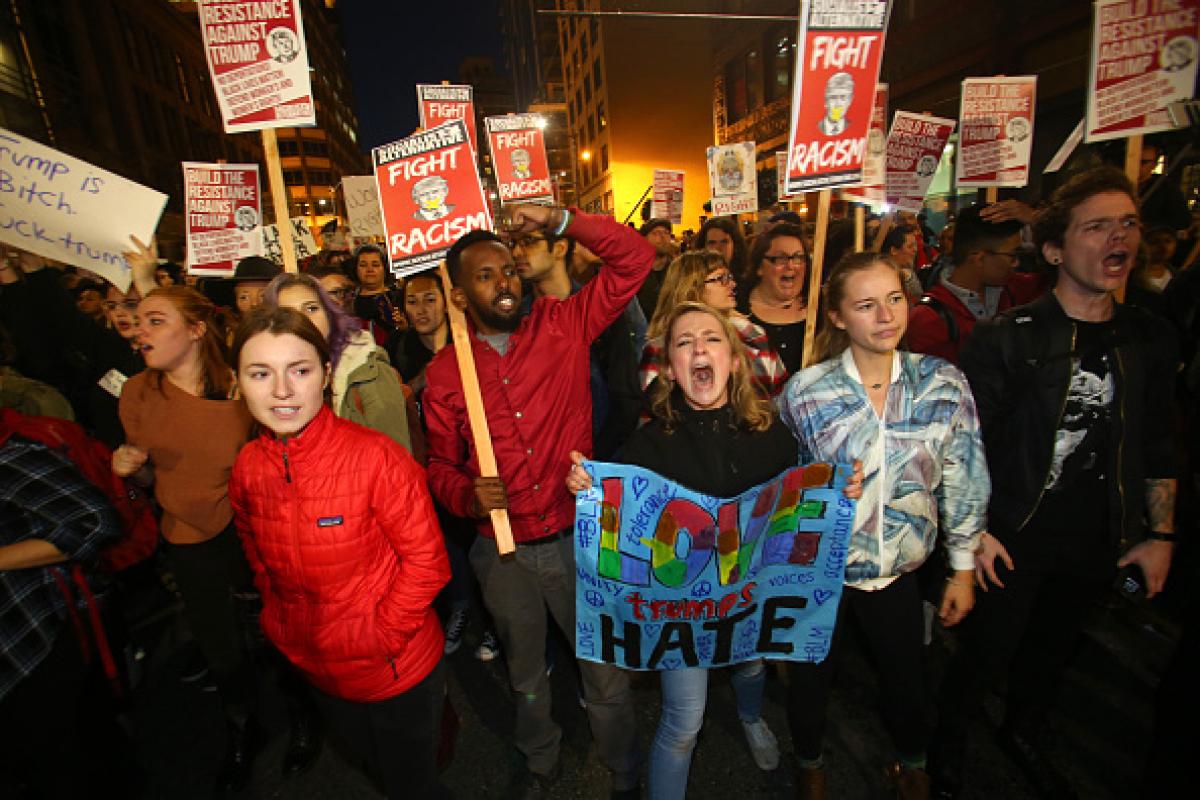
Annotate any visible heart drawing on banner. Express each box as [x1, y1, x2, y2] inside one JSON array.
[[631, 475, 649, 500]]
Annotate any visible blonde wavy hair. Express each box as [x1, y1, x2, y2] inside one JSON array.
[[646, 250, 730, 340], [649, 301, 774, 433]]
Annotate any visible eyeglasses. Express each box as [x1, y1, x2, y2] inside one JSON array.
[[704, 272, 734, 286], [762, 253, 807, 266], [103, 300, 139, 312], [510, 234, 547, 250]]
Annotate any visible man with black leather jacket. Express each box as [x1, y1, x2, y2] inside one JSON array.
[[931, 167, 1179, 799]]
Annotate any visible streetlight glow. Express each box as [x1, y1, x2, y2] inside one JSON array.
[[580, 149, 592, 161]]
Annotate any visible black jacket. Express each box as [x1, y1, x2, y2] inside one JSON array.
[[959, 292, 1177, 549]]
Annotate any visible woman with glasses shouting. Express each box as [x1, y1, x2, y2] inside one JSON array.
[[738, 223, 810, 375], [641, 249, 787, 399]]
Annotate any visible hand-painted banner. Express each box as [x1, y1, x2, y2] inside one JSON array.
[[651, 169, 685, 224], [0, 126, 166, 292], [373, 121, 492, 277], [342, 176, 384, 240], [197, 0, 316, 133], [707, 141, 758, 217], [574, 461, 854, 671], [1086, 0, 1199, 142], [417, 84, 479, 155], [957, 76, 1037, 189], [841, 83, 888, 206], [184, 162, 262, 277], [261, 217, 317, 266], [885, 111, 956, 213], [784, 0, 893, 193], [485, 114, 554, 205]]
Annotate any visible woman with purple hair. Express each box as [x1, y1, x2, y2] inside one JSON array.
[[264, 273, 412, 454]]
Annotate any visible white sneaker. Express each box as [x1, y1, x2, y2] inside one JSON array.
[[742, 718, 780, 771], [443, 608, 467, 655], [475, 630, 501, 662]]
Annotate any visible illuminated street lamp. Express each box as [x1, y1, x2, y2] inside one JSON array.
[[580, 149, 592, 161]]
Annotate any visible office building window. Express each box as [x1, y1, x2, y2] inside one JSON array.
[[277, 139, 299, 156], [725, 57, 747, 121], [283, 170, 305, 186], [302, 139, 328, 157], [745, 47, 763, 111], [592, 59, 602, 93], [766, 27, 794, 102], [600, 144, 608, 171]]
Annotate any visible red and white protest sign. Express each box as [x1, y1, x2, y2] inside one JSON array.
[[485, 115, 553, 205], [885, 111, 956, 212], [652, 170, 685, 224], [1086, 0, 1199, 142], [417, 84, 479, 155], [783, 0, 892, 194], [957, 76, 1037, 188], [841, 82, 889, 206], [707, 142, 759, 217], [776, 153, 799, 201], [197, 0, 316, 134], [373, 121, 492, 277], [183, 162, 261, 277]]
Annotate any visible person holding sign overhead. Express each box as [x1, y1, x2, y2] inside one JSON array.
[[778, 252, 990, 799], [424, 204, 652, 798], [566, 301, 863, 800]]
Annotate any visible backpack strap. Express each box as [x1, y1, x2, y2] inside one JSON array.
[[918, 294, 959, 344]]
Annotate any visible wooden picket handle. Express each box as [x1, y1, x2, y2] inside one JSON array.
[[261, 128, 299, 274], [871, 213, 893, 253], [801, 190, 832, 369], [985, 186, 998, 204], [854, 205, 865, 252], [437, 261, 515, 556]]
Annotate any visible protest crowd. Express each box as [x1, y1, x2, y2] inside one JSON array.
[[3, 3, 1200, 800]]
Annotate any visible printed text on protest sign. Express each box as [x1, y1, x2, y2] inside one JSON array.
[[0, 127, 166, 292], [957, 76, 1037, 189], [417, 85, 479, 156], [574, 462, 853, 670], [841, 83, 888, 206], [885, 111, 955, 213], [184, 162, 262, 276], [485, 115, 554, 205], [652, 170, 685, 225]]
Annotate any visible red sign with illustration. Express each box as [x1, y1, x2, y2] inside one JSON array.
[[485, 114, 554, 205], [841, 83, 888, 205], [784, 0, 892, 193], [885, 111, 956, 213], [372, 121, 492, 277], [417, 84, 479, 155], [183, 162, 262, 277]]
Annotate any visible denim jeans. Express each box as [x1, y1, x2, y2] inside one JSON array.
[[648, 660, 766, 800]]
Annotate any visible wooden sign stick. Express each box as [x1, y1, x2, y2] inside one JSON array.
[[261, 128, 299, 274], [1115, 133, 1145, 303], [871, 213, 893, 253], [438, 261, 516, 556], [854, 204, 865, 252], [985, 186, 999, 204], [801, 190, 832, 369]]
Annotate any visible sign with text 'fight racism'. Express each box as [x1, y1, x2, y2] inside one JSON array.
[[0, 126, 166, 293], [574, 461, 854, 671], [417, 84, 479, 156], [1086, 0, 1199, 142], [841, 83, 888, 207], [783, 0, 892, 194], [957, 76, 1037, 189], [197, 0, 316, 133], [485, 115, 554, 205], [184, 162, 262, 277], [885, 111, 956, 213], [372, 121, 492, 278], [652, 169, 685, 225]]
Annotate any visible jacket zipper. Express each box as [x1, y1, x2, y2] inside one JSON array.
[[1018, 322, 1076, 531], [1114, 348, 1127, 550], [281, 440, 292, 483]]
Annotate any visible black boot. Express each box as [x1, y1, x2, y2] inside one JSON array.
[[281, 708, 322, 777], [216, 716, 262, 793]]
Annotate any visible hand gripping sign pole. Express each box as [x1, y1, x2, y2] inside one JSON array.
[[261, 129, 299, 274], [437, 261, 516, 556], [801, 190, 833, 369]]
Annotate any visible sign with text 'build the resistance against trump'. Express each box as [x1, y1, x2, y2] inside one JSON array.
[[574, 462, 854, 671]]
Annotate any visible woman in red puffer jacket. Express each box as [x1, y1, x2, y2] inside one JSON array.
[[228, 306, 450, 799]]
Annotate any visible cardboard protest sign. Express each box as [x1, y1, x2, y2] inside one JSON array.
[[651, 169, 685, 224], [783, 0, 892, 194], [0, 126, 166, 292], [574, 461, 854, 670], [484, 115, 553, 205], [197, 0, 316, 134], [373, 121, 492, 277], [885, 111, 956, 213], [342, 176, 384, 241], [261, 217, 317, 266], [957, 76, 1037, 189], [1086, 0, 1200, 142], [183, 162, 262, 277], [841, 83, 888, 206], [707, 141, 758, 217], [417, 84, 479, 155]]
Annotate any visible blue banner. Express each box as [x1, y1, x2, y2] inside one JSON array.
[[574, 461, 854, 671]]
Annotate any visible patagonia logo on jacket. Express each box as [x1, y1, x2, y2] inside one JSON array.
[[317, 516, 344, 527]]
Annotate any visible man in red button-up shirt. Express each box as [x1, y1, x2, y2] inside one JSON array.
[[424, 204, 653, 796]]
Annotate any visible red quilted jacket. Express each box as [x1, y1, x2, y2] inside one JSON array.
[[229, 406, 449, 702]]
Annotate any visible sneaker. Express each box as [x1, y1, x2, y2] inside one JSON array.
[[475, 630, 501, 662], [443, 608, 468, 655], [741, 718, 780, 771]]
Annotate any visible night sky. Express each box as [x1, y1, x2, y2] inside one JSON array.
[[338, 0, 506, 153]]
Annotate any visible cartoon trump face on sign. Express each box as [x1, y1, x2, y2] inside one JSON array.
[[234, 206, 259, 232], [511, 148, 532, 180], [819, 72, 855, 136], [412, 175, 454, 221], [266, 28, 299, 64], [915, 154, 939, 178], [717, 149, 745, 194]]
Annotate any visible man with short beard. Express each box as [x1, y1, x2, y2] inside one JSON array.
[[423, 204, 652, 798], [636, 217, 676, 319]]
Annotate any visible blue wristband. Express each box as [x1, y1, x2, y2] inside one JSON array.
[[552, 209, 571, 236]]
